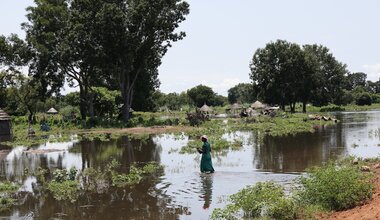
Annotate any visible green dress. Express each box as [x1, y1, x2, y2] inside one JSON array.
[[199, 141, 215, 173]]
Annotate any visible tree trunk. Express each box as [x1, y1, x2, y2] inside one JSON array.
[[290, 103, 295, 113], [79, 84, 87, 120], [88, 92, 95, 119], [302, 101, 307, 113]]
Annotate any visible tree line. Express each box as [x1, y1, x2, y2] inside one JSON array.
[[249, 40, 380, 112], [0, 0, 189, 123]]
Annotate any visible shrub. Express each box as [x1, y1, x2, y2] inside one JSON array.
[[320, 104, 345, 112], [298, 161, 374, 211], [211, 182, 297, 220], [356, 92, 372, 106]]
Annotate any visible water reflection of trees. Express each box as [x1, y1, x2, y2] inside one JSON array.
[[3, 135, 188, 219], [253, 125, 348, 172]]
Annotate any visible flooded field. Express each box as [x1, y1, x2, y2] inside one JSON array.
[[1, 111, 380, 219]]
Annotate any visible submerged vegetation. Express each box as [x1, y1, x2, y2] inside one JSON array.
[[0, 182, 20, 212], [211, 158, 376, 220], [180, 113, 335, 153], [0, 160, 166, 211]]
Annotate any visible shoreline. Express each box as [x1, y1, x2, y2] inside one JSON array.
[[322, 165, 380, 219]]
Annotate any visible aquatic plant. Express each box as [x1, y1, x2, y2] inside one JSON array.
[[47, 180, 79, 203], [109, 161, 163, 187], [0, 182, 20, 212]]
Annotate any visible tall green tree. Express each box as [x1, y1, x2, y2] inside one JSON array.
[[22, 0, 68, 97], [187, 84, 217, 107], [228, 83, 255, 104], [250, 40, 305, 112], [95, 0, 189, 122], [304, 44, 348, 106], [7, 74, 41, 123]]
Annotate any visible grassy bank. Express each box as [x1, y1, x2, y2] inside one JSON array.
[[304, 103, 380, 113], [211, 157, 378, 220], [1, 111, 336, 148], [179, 113, 336, 153]]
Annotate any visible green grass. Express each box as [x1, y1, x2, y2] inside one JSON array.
[[212, 157, 376, 220]]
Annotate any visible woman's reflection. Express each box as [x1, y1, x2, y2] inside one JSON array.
[[200, 174, 213, 209]]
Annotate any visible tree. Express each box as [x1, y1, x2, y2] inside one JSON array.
[[250, 41, 348, 112], [356, 92, 372, 106], [345, 72, 367, 91], [228, 83, 255, 104], [22, 0, 68, 98], [366, 79, 380, 94], [250, 40, 306, 112], [304, 44, 348, 106], [95, 0, 189, 122], [23, 0, 111, 120], [187, 85, 217, 107], [7, 74, 41, 123]]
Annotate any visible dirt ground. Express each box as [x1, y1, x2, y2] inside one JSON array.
[[323, 166, 380, 220]]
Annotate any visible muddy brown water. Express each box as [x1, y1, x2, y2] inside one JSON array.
[[1, 111, 380, 219]]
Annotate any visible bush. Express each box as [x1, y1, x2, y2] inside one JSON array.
[[211, 182, 297, 220], [320, 104, 345, 112], [355, 92, 372, 106], [372, 94, 380, 104], [298, 161, 374, 211]]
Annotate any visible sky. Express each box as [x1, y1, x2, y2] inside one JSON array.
[[1, 0, 380, 96]]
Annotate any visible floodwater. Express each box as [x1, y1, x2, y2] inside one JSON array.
[[1, 111, 380, 219]]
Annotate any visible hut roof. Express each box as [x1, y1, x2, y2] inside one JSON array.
[[199, 104, 212, 112], [47, 108, 58, 114], [230, 103, 242, 110], [251, 101, 266, 109], [0, 109, 11, 121]]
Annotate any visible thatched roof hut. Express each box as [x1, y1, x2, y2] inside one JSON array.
[[251, 101, 266, 109], [199, 104, 212, 113], [47, 108, 58, 114], [0, 108, 11, 136], [230, 103, 242, 110]]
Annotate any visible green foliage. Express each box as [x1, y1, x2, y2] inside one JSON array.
[[108, 159, 163, 188], [298, 161, 374, 211], [111, 166, 143, 187], [0, 182, 19, 193], [211, 182, 297, 220], [212, 158, 377, 220], [187, 84, 226, 107], [47, 180, 79, 203], [228, 83, 255, 104], [0, 197, 17, 212], [320, 104, 345, 112], [355, 92, 372, 106], [250, 40, 348, 111], [92, 87, 121, 117], [0, 182, 20, 212]]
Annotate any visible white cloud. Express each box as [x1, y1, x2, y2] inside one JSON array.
[[363, 63, 380, 82]]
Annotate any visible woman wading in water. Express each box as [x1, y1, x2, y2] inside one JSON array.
[[197, 135, 215, 173]]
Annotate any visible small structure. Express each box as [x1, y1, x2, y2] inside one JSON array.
[[251, 101, 266, 109], [226, 103, 243, 117], [47, 108, 58, 115], [243, 107, 258, 117], [0, 108, 11, 136], [199, 104, 213, 115]]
